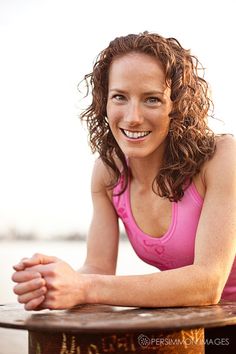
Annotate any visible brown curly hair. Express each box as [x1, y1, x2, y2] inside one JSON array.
[[80, 31, 216, 202]]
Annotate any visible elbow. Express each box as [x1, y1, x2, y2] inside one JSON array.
[[209, 279, 224, 305], [206, 288, 221, 306], [190, 267, 223, 306], [202, 274, 223, 306]]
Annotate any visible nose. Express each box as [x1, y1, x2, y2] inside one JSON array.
[[124, 101, 144, 126]]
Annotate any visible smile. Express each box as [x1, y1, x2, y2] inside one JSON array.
[[121, 129, 151, 139]]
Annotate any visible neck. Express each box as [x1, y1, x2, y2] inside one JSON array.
[[128, 154, 163, 190]]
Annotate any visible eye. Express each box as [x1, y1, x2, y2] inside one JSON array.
[[112, 94, 126, 102], [146, 97, 161, 104]]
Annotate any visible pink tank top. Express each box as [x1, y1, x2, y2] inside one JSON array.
[[113, 175, 236, 301]]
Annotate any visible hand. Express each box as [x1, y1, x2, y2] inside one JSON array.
[[12, 253, 89, 311], [12, 254, 55, 310], [12, 268, 47, 310]]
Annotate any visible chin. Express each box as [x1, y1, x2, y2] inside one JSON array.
[[123, 150, 150, 159]]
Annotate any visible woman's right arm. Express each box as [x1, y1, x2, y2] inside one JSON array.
[[12, 158, 120, 307], [78, 158, 120, 275]]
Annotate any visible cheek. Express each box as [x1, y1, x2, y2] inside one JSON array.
[[107, 114, 118, 133], [107, 105, 123, 125], [155, 116, 171, 134], [106, 103, 114, 119]]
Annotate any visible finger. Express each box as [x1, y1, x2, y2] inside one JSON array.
[[24, 295, 46, 311], [32, 299, 50, 311], [39, 301, 52, 310], [13, 277, 46, 295], [21, 253, 58, 267], [13, 264, 25, 271], [12, 271, 42, 283], [13, 258, 31, 271], [21, 264, 54, 278], [18, 286, 47, 304]]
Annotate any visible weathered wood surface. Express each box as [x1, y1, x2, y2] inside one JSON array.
[[1, 302, 236, 333], [28, 328, 204, 354]]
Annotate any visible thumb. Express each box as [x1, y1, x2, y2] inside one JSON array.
[[22, 253, 58, 267]]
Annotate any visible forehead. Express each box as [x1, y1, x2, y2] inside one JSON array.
[[108, 53, 166, 90]]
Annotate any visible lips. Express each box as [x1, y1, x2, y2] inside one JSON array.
[[121, 129, 151, 139]]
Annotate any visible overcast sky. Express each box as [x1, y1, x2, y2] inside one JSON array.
[[0, 0, 235, 237]]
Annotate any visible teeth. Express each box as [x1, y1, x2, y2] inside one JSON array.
[[123, 129, 150, 139]]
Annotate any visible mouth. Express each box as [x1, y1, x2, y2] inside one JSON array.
[[121, 129, 151, 140]]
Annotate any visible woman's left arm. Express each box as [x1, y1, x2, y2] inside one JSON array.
[[193, 135, 236, 299], [12, 136, 236, 309], [85, 136, 236, 307]]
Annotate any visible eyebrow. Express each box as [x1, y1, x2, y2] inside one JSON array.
[[109, 89, 165, 95]]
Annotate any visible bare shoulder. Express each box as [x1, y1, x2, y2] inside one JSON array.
[[91, 158, 110, 192], [215, 133, 236, 152], [204, 134, 236, 187], [91, 158, 118, 200], [209, 134, 236, 167]]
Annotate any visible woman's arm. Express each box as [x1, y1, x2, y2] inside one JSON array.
[[82, 136, 236, 307], [80, 158, 120, 275], [12, 158, 120, 309], [13, 136, 236, 309]]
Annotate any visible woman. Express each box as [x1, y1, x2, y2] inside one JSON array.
[[12, 32, 236, 312]]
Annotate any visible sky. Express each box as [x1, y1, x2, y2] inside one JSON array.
[[0, 0, 235, 238]]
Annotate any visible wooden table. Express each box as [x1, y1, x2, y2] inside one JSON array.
[[0, 302, 236, 353]]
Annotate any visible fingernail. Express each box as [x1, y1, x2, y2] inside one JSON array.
[[13, 264, 23, 270]]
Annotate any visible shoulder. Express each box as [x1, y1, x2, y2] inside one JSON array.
[[204, 134, 236, 189], [206, 134, 236, 172], [91, 158, 110, 193], [91, 157, 120, 200], [215, 133, 236, 152]]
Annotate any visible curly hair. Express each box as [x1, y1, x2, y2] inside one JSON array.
[[80, 31, 216, 202]]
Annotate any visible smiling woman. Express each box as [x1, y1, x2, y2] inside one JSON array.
[[81, 33, 216, 201], [106, 53, 172, 161], [12, 32, 236, 329]]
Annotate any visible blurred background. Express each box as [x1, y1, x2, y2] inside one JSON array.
[[0, 0, 235, 241], [0, 0, 235, 352]]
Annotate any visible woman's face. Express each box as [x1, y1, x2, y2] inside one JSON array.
[[106, 52, 173, 160]]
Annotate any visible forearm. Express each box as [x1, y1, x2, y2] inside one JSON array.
[[78, 264, 115, 275], [86, 265, 220, 307]]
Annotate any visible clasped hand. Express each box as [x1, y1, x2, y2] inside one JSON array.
[[12, 253, 87, 311]]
